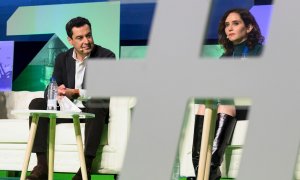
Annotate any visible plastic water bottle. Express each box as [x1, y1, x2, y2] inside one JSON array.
[[47, 77, 58, 110]]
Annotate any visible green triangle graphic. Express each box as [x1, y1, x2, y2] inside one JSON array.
[[13, 35, 68, 91]]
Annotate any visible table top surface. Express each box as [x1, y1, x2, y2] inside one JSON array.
[[11, 109, 95, 119]]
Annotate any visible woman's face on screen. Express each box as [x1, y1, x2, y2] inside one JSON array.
[[224, 12, 253, 45]]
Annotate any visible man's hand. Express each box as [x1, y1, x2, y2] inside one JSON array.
[[57, 84, 79, 99], [65, 88, 80, 99], [57, 84, 66, 96]]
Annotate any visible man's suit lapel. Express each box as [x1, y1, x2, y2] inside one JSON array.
[[66, 55, 76, 88]]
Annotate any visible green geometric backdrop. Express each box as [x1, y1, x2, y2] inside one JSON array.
[[8, 2, 120, 91]]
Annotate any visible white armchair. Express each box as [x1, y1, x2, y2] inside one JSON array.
[[0, 91, 136, 175]]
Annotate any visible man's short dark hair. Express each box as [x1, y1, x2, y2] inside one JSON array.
[[65, 17, 92, 38]]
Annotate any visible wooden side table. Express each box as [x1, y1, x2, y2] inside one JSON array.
[[11, 110, 95, 180]]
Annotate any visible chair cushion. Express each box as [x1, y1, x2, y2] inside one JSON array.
[[4, 91, 44, 119]]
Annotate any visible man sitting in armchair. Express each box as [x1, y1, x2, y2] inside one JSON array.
[[26, 16, 115, 180]]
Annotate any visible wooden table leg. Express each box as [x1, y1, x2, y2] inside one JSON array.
[[197, 101, 216, 180], [73, 114, 88, 180], [204, 110, 217, 180], [20, 113, 39, 180], [48, 114, 56, 180]]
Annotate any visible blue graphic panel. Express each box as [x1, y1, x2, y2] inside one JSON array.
[[0, 41, 14, 91], [250, 5, 273, 43]]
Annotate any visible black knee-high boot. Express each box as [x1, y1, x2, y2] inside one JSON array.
[[209, 113, 236, 180], [187, 114, 204, 180]]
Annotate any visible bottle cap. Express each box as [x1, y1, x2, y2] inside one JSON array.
[[50, 77, 56, 82]]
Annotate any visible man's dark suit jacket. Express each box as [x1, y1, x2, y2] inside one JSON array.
[[44, 45, 115, 98]]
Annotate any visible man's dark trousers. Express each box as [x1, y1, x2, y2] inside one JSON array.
[[29, 98, 109, 157]]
